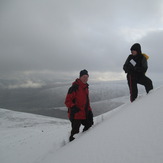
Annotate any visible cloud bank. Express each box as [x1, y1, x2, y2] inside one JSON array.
[[0, 0, 163, 81]]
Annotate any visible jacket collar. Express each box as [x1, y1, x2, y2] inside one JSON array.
[[73, 78, 88, 88]]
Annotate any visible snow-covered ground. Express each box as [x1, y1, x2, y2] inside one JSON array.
[[0, 86, 163, 163], [0, 109, 71, 163]]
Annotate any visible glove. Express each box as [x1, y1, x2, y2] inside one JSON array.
[[69, 106, 80, 120], [124, 63, 135, 73], [128, 64, 135, 71], [71, 106, 80, 114]]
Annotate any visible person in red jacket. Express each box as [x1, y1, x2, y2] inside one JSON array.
[[65, 69, 94, 141]]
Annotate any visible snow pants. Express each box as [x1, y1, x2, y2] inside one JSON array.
[[70, 119, 92, 137], [127, 74, 153, 102]]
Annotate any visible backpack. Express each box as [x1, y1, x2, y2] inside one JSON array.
[[142, 53, 149, 60]]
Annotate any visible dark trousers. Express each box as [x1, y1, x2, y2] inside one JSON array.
[[127, 74, 153, 102], [70, 119, 92, 137]]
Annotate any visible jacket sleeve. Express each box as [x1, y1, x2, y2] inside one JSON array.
[[135, 56, 148, 73], [88, 97, 92, 111], [123, 55, 134, 73], [64, 85, 77, 108], [123, 58, 128, 73]]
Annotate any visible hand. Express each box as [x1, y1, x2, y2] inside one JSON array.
[[69, 106, 80, 120], [71, 106, 80, 114]]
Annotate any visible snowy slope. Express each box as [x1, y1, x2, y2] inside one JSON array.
[[0, 110, 70, 163], [42, 87, 163, 163], [0, 87, 163, 163]]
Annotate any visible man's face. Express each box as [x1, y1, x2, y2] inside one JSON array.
[[131, 50, 138, 56], [80, 75, 89, 84]]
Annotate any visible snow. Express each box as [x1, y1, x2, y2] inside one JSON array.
[[0, 87, 163, 163], [0, 110, 70, 163]]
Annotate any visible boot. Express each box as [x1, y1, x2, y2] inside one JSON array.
[[69, 135, 75, 142]]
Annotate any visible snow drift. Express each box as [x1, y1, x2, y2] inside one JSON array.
[[0, 86, 163, 163]]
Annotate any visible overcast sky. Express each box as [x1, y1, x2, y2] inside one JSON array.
[[0, 0, 163, 84]]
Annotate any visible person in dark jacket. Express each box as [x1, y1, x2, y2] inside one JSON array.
[[123, 43, 153, 102], [65, 69, 94, 141]]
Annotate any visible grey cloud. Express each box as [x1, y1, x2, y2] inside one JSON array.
[[139, 30, 163, 73], [0, 0, 163, 81]]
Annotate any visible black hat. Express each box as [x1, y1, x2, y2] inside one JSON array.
[[80, 69, 89, 77], [130, 43, 142, 54]]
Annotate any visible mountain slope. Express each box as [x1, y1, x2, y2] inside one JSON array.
[[44, 87, 163, 163], [0, 109, 70, 163], [0, 87, 163, 163]]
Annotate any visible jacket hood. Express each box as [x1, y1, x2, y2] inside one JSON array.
[[130, 43, 142, 54], [73, 79, 88, 88]]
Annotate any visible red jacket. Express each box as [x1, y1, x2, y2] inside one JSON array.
[[65, 79, 92, 120]]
